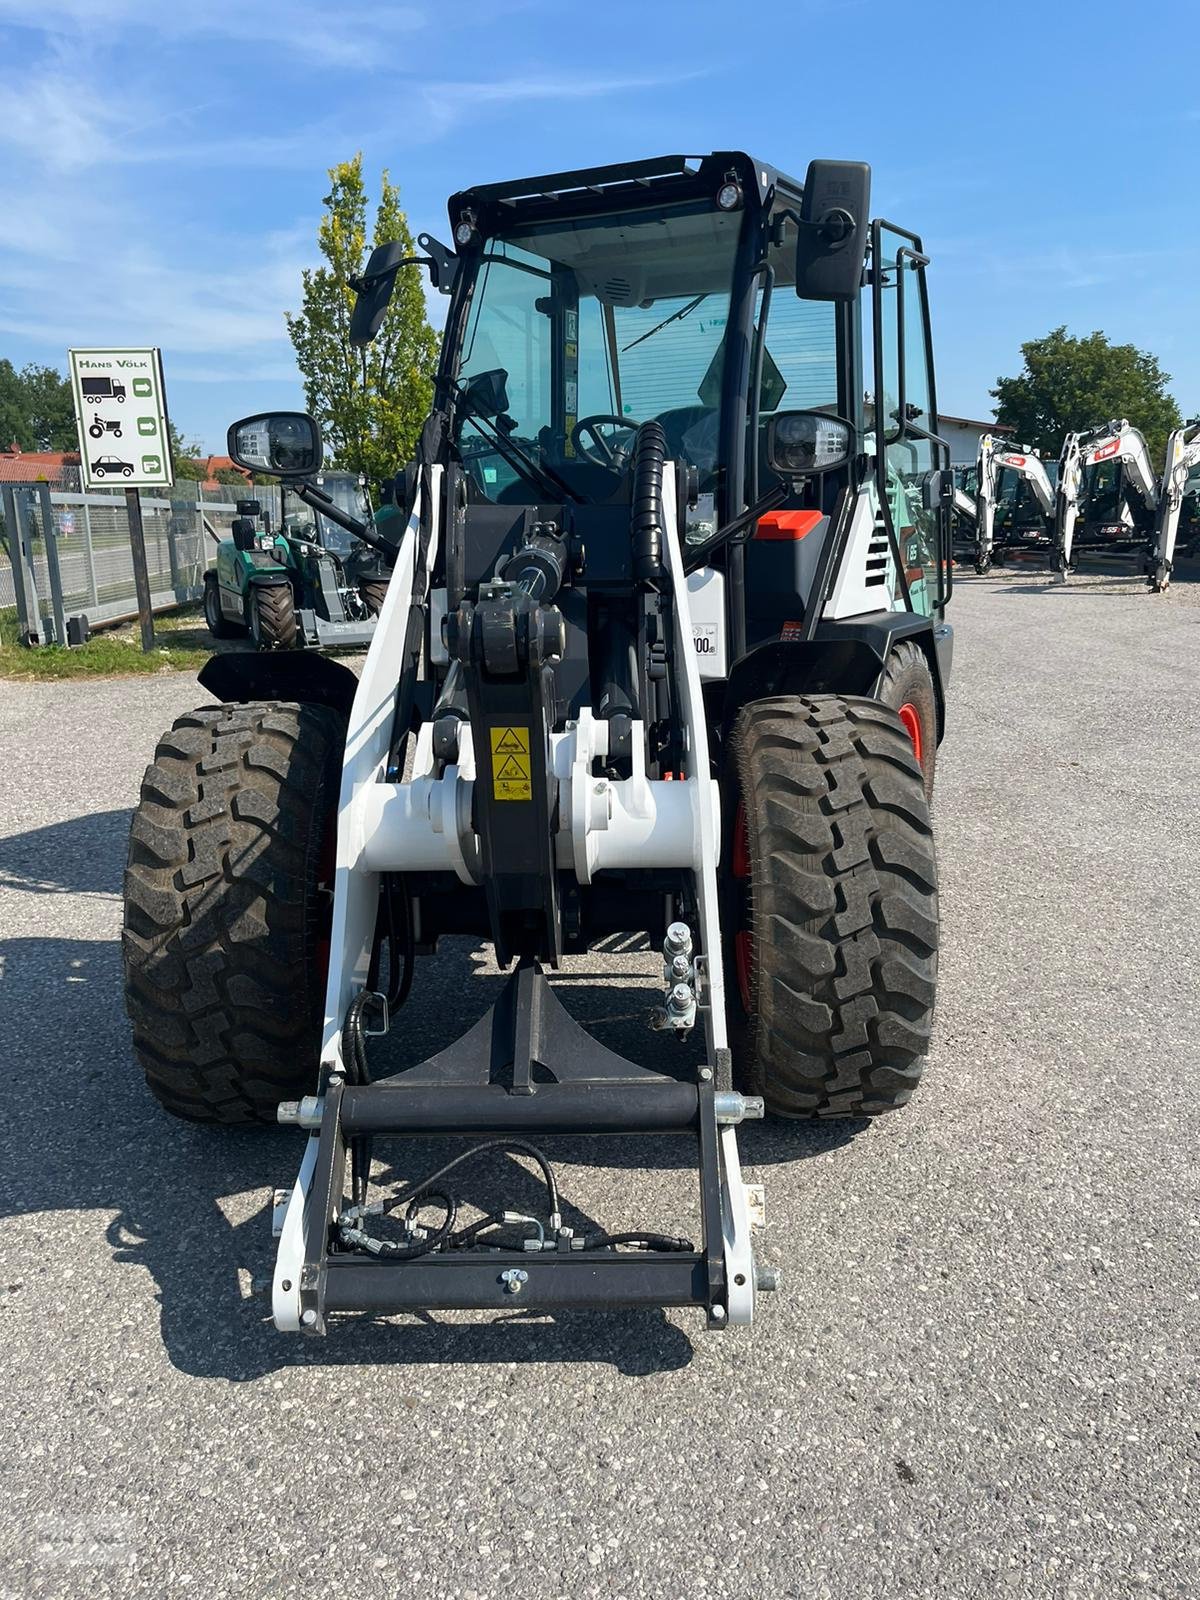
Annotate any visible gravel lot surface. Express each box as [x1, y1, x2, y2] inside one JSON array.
[[0, 565, 1196, 1599]]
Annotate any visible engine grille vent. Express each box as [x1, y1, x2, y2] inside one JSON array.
[[865, 526, 890, 586]]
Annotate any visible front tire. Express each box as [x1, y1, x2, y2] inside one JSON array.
[[122, 702, 344, 1124], [359, 577, 389, 616], [250, 583, 298, 650], [877, 638, 938, 800], [725, 695, 938, 1119]]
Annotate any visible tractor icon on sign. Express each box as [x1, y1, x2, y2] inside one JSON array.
[[88, 416, 123, 440]]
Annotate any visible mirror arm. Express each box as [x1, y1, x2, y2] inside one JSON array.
[[290, 481, 392, 555], [348, 256, 431, 295], [683, 481, 789, 573]]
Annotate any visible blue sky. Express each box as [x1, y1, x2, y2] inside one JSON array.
[[1, 0, 1196, 452]]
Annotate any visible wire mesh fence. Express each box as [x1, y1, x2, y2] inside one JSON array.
[[0, 482, 283, 640]]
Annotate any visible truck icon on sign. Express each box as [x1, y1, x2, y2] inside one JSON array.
[[82, 377, 127, 403]]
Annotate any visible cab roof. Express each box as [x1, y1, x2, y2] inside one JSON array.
[[449, 151, 802, 233]]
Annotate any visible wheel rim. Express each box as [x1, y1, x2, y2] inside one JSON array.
[[897, 701, 923, 765], [731, 800, 753, 1014]]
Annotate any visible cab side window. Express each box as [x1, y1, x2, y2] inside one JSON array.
[[874, 226, 944, 617]]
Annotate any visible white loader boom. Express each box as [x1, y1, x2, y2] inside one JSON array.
[[1151, 418, 1200, 591], [972, 434, 1055, 570], [1054, 419, 1158, 580]]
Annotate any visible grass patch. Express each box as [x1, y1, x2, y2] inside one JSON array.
[[0, 603, 231, 680]]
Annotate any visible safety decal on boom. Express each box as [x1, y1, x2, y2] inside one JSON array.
[[490, 726, 532, 801]]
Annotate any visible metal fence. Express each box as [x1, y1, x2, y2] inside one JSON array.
[[0, 482, 283, 643]]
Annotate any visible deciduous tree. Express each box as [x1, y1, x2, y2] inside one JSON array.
[[285, 155, 438, 487], [992, 327, 1182, 460]]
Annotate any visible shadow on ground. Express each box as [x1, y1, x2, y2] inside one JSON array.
[[0, 807, 131, 896], [0, 911, 860, 1382]]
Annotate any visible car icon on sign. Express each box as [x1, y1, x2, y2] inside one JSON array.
[[94, 456, 134, 478]]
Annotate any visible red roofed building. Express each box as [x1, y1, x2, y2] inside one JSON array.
[[0, 446, 81, 484]]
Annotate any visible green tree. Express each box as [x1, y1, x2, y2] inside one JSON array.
[[0, 359, 25, 448], [214, 466, 248, 487], [0, 359, 76, 450], [20, 363, 76, 450], [992, 327, 1182, 461], [285, 155, 438, 485], [169, 423, 206, 481]]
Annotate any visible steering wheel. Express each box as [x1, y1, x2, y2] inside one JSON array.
[[571, 414, 642, 471]]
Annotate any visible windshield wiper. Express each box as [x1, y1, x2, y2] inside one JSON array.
[[453, 382, 581, 503], [621, 294, 707, 354]]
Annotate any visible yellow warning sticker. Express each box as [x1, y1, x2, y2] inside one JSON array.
[[490, 725, 532, 801]]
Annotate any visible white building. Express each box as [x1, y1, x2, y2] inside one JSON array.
[[939, 413, 1014, 466]]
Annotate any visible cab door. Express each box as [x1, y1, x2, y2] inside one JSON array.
[[871, 223, 952, 618]]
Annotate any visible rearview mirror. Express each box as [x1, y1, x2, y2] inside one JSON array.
[[227, 413, 322, 479], [795, 159, 871, 303], [767, 411, 853, 477], [461, 367, 510, 419], [348, 234, 458, 346], [349, 241, 413, 347], [230, 517, 257, 552]]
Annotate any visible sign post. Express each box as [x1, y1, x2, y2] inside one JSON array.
[[68, 347, 174, 652]]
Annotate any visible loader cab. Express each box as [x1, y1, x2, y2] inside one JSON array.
[[439, 152, 951, 651]]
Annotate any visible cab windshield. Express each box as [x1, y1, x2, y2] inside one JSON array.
[[453, 200, 742, 505], [283, 475, 369, 556]]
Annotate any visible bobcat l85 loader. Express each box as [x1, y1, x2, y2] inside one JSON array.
[[123, 153, 952, 1334]]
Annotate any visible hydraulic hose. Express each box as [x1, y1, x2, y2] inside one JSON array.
[[631, 421, 667, 586]]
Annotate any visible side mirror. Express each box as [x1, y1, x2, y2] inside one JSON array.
[[767, 411, 854, 477], [921, 469, 953, 511], [461, 367, 510, 419], [795, 159, 871, 303], [348, 235, 458, 347], [231, 517, 257, 551], [227, 412, 322, 479], [349, 241, 412, 347]]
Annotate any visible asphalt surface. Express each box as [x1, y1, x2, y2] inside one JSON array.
[[0, 566, 1197, 1599]]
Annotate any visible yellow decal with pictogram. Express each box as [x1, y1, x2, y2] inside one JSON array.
[[490, 725, 532, 801]]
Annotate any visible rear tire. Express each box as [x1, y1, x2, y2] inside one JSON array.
[[876, 638, 938, 800], [250, 583, 298, 650], [203, 572, 241, 639], [359, 577, 389, 616], [122, 702, 344, 1124], [725, 694, 938, 1119]]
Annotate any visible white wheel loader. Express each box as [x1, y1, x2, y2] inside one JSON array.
[[123, 153, 953, 1335]]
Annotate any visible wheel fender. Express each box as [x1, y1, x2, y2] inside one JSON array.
[[198, 651, 358, 719]]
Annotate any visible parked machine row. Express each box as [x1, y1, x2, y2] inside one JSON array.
[[956, 419, 1199, 590]]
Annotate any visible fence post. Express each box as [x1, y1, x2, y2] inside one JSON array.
[[4, 484, 43, 644], [38, 484, 67, 647], [81, 496, 99, 606]]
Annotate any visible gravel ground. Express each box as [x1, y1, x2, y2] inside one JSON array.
[[0, 566, 1197, 1599]]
